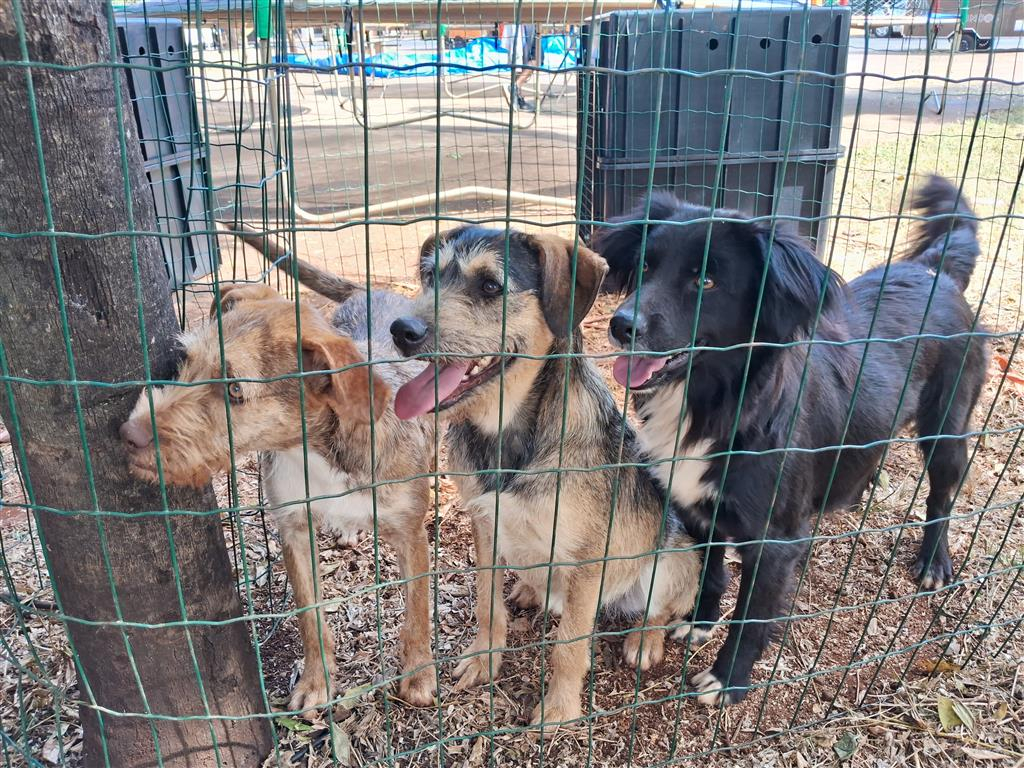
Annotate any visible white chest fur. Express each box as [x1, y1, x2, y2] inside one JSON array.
[[262, 447, 375, 535], [637, 383, 716, 508]]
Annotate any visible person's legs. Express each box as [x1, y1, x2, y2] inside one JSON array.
[[504, 25, 538, 111], [511, 26, 537, 110], [515, 30, 535, 88]]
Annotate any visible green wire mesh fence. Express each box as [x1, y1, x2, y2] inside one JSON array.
[[1, 0, 1023, 766]]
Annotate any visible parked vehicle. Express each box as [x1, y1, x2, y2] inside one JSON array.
[[849, 0, 910, 37]]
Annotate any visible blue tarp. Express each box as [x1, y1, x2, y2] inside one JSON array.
[[278, 35, 579, 78], [540, 34, 578, 69]]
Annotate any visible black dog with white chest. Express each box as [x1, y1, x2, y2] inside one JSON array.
[[597, 176, 987, 706]]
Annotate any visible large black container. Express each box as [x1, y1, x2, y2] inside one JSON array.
[[591, 150, 839, 244], [117, 18, 218, 288], [580, 6, 850, 250]]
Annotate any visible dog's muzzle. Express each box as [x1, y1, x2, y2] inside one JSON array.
[[120, 419, 153, 450], [609, 309, 647, 347], [390, 316, 429, 356]]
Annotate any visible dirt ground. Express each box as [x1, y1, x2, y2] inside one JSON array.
[[2, 34, 1023, 768]]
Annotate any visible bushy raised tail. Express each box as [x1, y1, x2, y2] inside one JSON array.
[[904, 176, 980, 292], [227, 221, 364, 304]]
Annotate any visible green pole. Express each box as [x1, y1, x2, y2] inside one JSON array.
[[255, 0, 273, 40], [959, 0, 969, 27]]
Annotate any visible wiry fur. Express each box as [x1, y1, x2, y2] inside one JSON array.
[[121, 276, 438, 713], [390, 227, 701, 727], [598, 176, 987, 706]]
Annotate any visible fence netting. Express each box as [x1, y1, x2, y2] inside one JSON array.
[[1, 0, 1022, 766]]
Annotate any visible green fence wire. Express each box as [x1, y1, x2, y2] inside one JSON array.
[[1, 0, 1023, 766]]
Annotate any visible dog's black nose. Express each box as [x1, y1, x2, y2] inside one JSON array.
[[390, 316, 429, 354], [610, 310, 646, 346]]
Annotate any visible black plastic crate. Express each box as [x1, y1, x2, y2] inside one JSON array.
[[579, 7, 849, 251], [117, 17, 217, 287], [581, 7, 850, 161], [117, 18, 202, 166], [586, 151, 838, 254], [145, 157, 219, 288]]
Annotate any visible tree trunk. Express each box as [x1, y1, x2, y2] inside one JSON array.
[[0, 3, 273, 766]]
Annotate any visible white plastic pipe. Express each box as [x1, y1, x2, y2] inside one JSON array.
[[284, 185, 578, 223]]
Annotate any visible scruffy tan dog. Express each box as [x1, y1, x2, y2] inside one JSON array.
[[389, 227, 701, 728], [120, 282, 437, 712]]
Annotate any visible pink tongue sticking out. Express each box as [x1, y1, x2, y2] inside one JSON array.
[[612, 355, 667, 389], [394, 361, 472, 420]]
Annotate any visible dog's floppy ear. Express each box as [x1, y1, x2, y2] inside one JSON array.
[[753, 224, 842, 342], [592, 191, 700, 293], [300, 330, 390, 424], [591, 214, 646, 294], [211, 282, 281, 318], [528, 233, 609, 338]]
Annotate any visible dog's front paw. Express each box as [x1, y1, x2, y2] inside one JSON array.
[[509, 581, 542, 612], [509, 581, 564, 616], [398, 666, 437, 707], [672, 621, 717, 646], [691, 668, 747, 707], [530, 696, 582, 729], [622, 629, 665, 671], [332, 528, 362, 549], [453, 641, 503, 690], [288, 671, 332, 713], [912, 549, 953, 591]]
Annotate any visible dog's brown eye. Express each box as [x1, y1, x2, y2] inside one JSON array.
[[695, 276, 715, 291], [481, 278, 503, 297], [227, 382, 244, 404]]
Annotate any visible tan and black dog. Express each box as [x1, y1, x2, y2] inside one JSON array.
[[120, 277, 438, 713], [388, 227, 701, 727]]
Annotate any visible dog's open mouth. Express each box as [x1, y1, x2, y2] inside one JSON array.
[[394, 355, 507, 420], [612, 346, 699, 391]]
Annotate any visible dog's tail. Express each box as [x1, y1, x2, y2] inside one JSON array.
[[903, 176, 980, 292], [228, 222, 364, 304]]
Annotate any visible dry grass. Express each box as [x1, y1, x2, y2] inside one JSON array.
[[2, 44, 1023, 768]]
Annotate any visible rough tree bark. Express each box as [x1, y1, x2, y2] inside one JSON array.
[[0, 3, 272, 766]]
